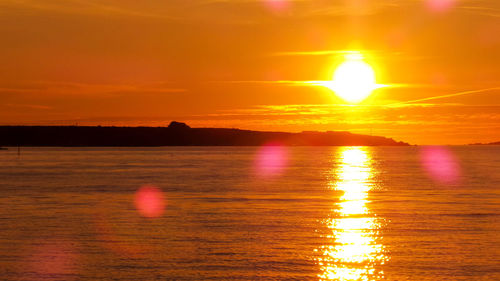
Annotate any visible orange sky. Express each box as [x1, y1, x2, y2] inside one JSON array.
[[0, 0, 499, 145]]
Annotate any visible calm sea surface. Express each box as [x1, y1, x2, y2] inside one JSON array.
[[0, 146, 499, 280]]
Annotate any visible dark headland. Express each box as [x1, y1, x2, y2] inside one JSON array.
[[0, 121, 409, 146]]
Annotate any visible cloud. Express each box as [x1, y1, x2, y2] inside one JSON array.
[[0, 0, 438, 22], [0, 0, 176, 19], [5, 103, 53, 110], [0, 81, 187, 97], [387, 87, 500, 107], [270, 50, 357, 57], [185, 103, 500, 128], [2, 0, 497, 27], [459, 4, 500, 17]]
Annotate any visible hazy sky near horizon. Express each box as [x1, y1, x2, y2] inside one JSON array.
[[0, 0, 499, 144]]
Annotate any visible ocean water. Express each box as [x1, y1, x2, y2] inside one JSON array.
[[0, 146, 498, 280]]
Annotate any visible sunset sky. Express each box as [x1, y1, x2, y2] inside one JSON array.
[[1, 0, 499, 144]]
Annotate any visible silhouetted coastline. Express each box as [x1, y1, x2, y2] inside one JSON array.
[[469, 141, 500, 145], [0, 121, 409, 147]]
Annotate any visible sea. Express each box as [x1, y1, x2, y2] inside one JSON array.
[[0, 146, 498, 280]]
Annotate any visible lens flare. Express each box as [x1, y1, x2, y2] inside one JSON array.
[[254, 142, 288, 177], [426, 0, 456, 13], [263, 0, 290, 14], [420, 146, 461, 185], [134, 185, 166, 218]]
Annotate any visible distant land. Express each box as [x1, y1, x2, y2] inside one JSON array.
[[0, 121, 409, 147], [469, 141, 500, 145]]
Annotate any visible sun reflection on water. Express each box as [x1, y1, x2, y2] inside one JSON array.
[[317, 147, 388, 281]]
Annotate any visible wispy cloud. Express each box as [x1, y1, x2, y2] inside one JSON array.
[[0, 0, 180, 19], [5, 103, 53, 110], [208, 80, 311, 85], [0, 81, 187, 96], [0, 0, 432, 22], [3, 0, 497, 23], [269, 50, 358, 57], [459, 4, 500, 17], [387, 87, 500, 107]]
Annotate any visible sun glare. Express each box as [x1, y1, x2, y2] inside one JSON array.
[[317, 147, 388, 280], [320, 52, 384, 104]]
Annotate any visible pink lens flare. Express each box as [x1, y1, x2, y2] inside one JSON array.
[[420, 146, 461, 185], [263, 0, 290, 14], [254, 142, 289, 177], [134, 185, 166, 218], [426, 0, 456, 13]]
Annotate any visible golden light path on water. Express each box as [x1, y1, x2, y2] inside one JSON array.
[[317, 147, 388, 281]]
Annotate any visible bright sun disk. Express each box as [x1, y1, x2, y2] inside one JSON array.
[[320, 52, 384, 103]]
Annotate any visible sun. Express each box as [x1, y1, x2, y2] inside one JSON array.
[[321, 52, 384, 103]]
